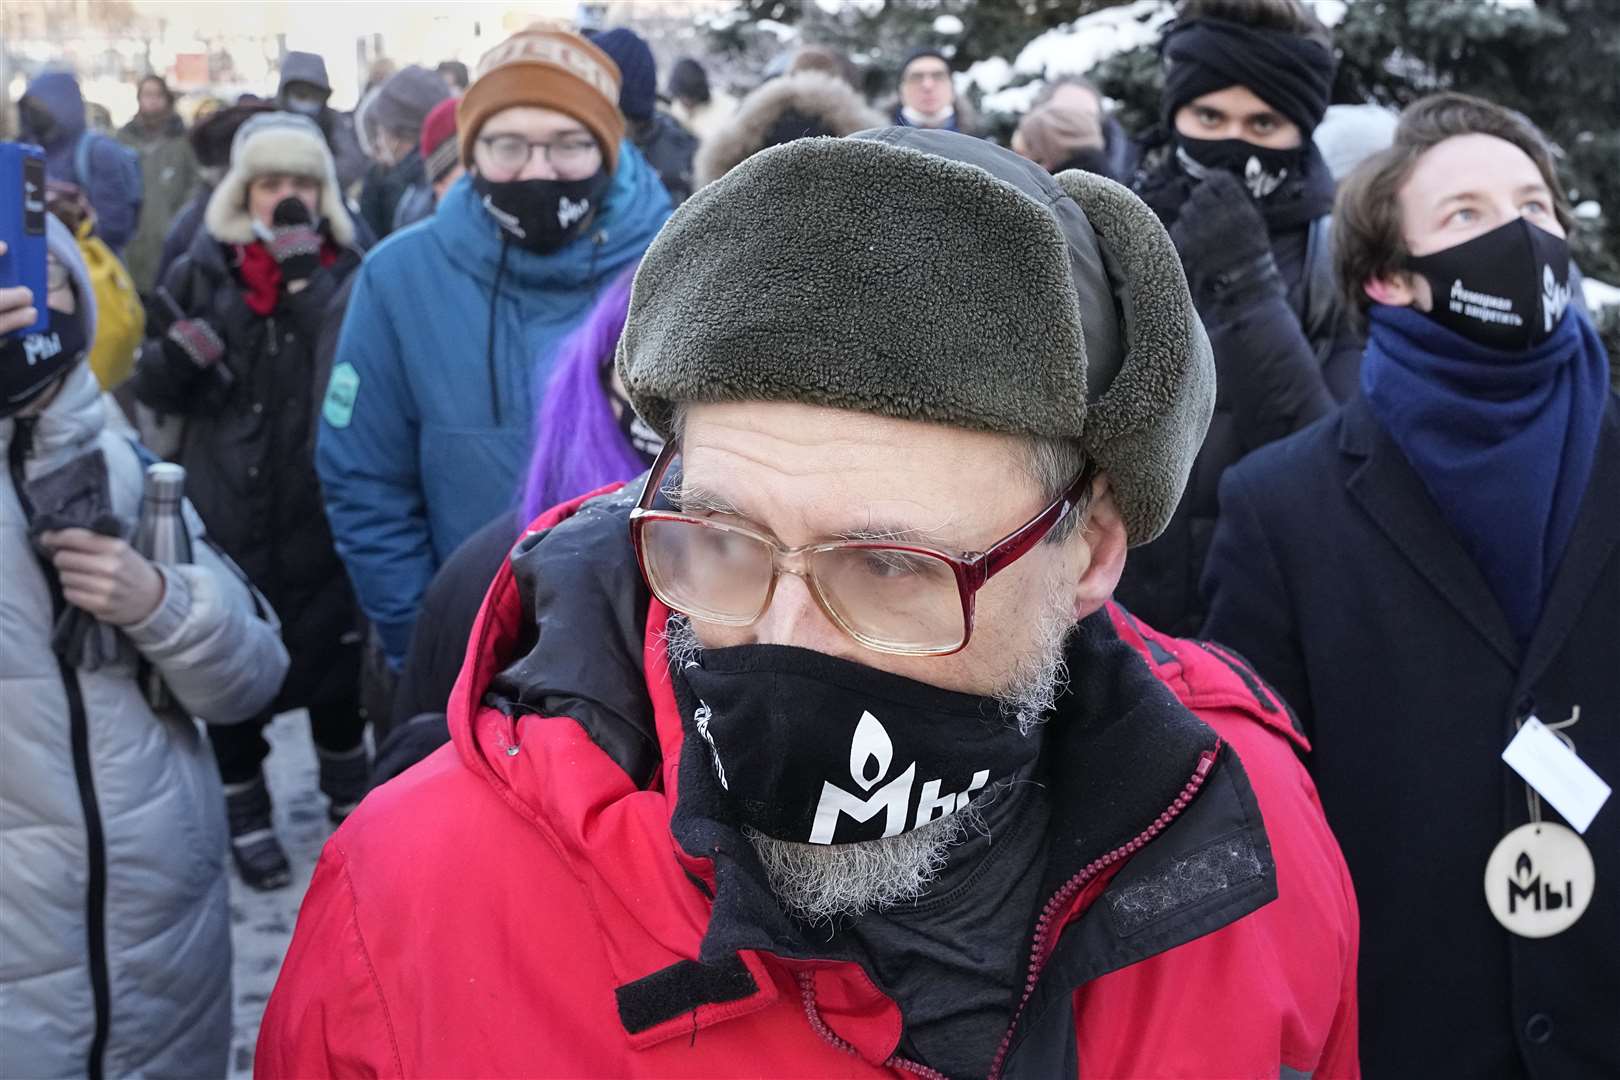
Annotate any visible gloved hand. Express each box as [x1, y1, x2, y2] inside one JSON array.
[[262, 196, 323, 282], [1168, 171, 1285, 311], [160, 317, 234, 393]]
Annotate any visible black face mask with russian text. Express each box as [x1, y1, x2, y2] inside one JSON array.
[[473, 169, 610, 255], [671, 642, 1038, 846], [1403, 217, 1573, 352]]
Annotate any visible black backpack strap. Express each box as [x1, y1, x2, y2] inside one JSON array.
[[1300, 214, 1341, 364]]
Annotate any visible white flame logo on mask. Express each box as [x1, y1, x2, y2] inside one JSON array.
[[808, 711, 987, 845], [1243, 155, 1285, 200], [1543, 264, 1572, 334], [557, 196, 590, 229]]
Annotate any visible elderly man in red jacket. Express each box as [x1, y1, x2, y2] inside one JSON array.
[[258, 129, 1359, 1079]]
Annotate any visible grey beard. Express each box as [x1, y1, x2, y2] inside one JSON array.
[[744, 800, 984, 927], [662, 589, 1072, 925]]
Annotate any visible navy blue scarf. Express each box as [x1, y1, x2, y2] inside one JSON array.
[[1362, 304, 1610, 646]]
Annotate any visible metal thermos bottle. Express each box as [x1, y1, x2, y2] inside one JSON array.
[[134, 462, 192, 709]]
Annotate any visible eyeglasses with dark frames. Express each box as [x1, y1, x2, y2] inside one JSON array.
[[629, 442, 1094, 657]]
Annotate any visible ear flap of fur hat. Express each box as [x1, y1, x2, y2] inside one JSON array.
[[204, 111, 354, 248], [1052, 168, 1214, 545], [620, 133, 1212, 547]]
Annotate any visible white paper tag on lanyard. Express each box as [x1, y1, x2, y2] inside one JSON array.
[[1501, 716, 1611, 834]]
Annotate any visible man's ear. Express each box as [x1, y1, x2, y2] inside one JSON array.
[[1073, 473, 1128, 622], [1364, 271, 1421, 308]]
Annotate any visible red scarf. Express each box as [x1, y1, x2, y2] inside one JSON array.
[[234, 240, 341, 316]]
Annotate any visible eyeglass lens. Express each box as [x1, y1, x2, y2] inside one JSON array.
[[638, 517, 968, 654]]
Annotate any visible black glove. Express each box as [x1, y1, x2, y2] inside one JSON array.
[[263, 196, 323, 282], [1169, 171, 1285, 311], [160, 317, 234, 392]]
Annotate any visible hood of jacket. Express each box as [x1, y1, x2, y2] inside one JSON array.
[[0, 362, 103, 464], [22, 71, 86, 151], [694, 72, 887, 188], [432, 138, 673, 294]]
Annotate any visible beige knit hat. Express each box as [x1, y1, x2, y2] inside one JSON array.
[[458, 23, 625, 173]]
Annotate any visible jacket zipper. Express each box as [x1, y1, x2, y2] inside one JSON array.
[[987, 747, 1218, 1080], [796, 971, 948, 1080], [792, 746, 1216, 1080], [9, 420, 113, 1080]]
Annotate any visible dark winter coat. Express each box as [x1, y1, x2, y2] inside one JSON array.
[[1118, 152, 1361, 636], [630, 111, 698, 206], [1202, 395, 1620, 1079], [132, 227, 364, 713], [118, 112, 199, 293], [156, 186, 210, 292], [357, 149, 425, 241]]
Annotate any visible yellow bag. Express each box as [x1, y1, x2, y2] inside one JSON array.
[[74, 218, 146, 390]]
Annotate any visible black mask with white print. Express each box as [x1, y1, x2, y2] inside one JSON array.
[[670, 640, 1040, 846], [601, 362, 664, 466], [1403, 217, 1573, 352], [1175, 134, 1303, 201], [474, 169, 611, 255], [1, 308, 88, 418]]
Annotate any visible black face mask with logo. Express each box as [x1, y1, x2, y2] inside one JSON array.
[[474, 169, 611, 255], [671, 642, 1040, 846], [1403, 217, 1573, 352], [1175, 134, 1304, 202], [1, 308, 88, 419]]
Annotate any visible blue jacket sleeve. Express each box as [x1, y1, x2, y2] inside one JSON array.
[[88, 137, 141, 252], [315, 261, 435, 668], [1199, 462, 1315, 737]]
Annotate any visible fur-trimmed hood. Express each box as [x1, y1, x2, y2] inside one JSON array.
[[204, 111, 354, 247], [694, 72, 886, 188]]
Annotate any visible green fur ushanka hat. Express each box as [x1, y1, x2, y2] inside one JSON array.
[[617, 127, 1214, 546]]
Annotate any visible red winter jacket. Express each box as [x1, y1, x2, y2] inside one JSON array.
[[258, 485, 1359, 1079]]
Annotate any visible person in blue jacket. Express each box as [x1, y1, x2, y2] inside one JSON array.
[[317, 23, 671, 669], [17, 70, 142, 253]]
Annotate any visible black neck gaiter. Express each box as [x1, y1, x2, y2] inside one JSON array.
[[671, 642, 1041, 847]]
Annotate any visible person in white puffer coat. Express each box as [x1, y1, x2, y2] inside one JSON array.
[[0, 216, 290, 1079]]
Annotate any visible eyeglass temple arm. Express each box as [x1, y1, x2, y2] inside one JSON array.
[[973, 461, 1097, 584]]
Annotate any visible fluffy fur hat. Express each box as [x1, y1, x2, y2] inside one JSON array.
[[619, 129, 1214, 546], [694, 72, 885, 188], [204, 111, 354, 247]]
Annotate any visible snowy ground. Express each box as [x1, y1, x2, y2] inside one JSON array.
[[225, 710, 332, 1079]]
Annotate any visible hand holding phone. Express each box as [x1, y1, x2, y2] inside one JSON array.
[[0, 142, 50, 338], [0, 244, 40, 336]]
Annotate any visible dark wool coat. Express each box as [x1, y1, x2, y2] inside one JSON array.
[[132, 227, 363, 712], [1115, 212, 1362, 637], [1203, 395, 1620, 1079]]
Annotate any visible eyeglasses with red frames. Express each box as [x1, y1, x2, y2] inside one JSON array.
[[629, 442, 1095, 657]]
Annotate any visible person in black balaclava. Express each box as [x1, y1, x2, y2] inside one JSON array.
[[1118, 0, 1362, 638]]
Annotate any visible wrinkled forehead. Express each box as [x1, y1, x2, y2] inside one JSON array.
[[676, 402, 1038, 546]]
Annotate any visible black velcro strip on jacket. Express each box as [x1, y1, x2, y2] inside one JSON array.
[[615, 956, 758, 1034]]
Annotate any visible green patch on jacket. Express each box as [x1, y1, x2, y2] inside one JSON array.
[[323, 362, 360, 429]]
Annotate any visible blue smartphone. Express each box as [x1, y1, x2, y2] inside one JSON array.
[[1, 141, 51, 338]]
